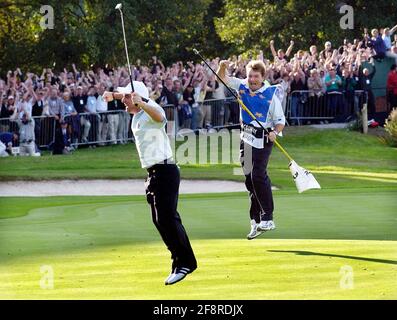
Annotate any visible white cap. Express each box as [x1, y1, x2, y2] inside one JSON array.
[[325, 41, 332, 47], [116, 81, 149, 100]]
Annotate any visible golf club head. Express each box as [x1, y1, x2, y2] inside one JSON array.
[[115, 3, 122, 10], [193, 49, 199, 55]]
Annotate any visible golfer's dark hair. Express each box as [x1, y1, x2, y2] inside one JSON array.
[[246, 60, 266, 77]]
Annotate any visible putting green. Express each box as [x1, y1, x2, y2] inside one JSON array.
[[0, 190, 396, 299]]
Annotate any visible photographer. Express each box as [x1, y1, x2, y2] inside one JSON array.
[[10, 105, 40, 157], [0, 131, 19, 156]]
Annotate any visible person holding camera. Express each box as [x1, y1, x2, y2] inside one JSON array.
[[10, 105, 40, 157]]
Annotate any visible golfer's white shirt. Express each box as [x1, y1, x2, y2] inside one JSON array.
[[131, 99, 173, 168]]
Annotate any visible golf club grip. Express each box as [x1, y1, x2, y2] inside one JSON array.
[[129, 76, 149, 104], [133, 96, 149, 106]]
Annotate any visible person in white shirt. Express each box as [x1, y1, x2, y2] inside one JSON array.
[[96, 85, 108, 145], [217, 59, 285, 240], [213, 80, 228, 126], [383, 24, 397, 64], [103, 81, 197, 286], [86, 87, 99, 144]]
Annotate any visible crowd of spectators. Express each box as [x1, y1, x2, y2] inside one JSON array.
[[1, 26, 397, 156]]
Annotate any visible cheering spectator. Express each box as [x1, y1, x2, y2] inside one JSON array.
[[52, 120, 73, 155], [201, 75, 217, 129], [387, 64, 397, 110], [358, 59, 377, 114], [341, 68, 358, 119], [10, 105, 40, 156], [325, 66, 343, 121], [270, 40, 294, 63], [181, 83, 194, 129], [0, 131, 19, 156], [290, 70, 307, 125], [370, 29, 387, 61], [320, 41, 333, 60], [192, 79, 205, 130], [96, 85, 109, 145], [86, 86, 99, 144], [383, 24, 397, 64], [107, 93, 121, 145], [72, 86, 90, 144], [307, 69, 324, 121], [61, 91, 79, 144], [47, 87, 63, 121]]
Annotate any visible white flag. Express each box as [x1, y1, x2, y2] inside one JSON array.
[[289, 160, 321, 193]]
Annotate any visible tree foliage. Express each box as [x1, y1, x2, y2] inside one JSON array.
[[0, 0, 225, 73], [215, 0, 397, 56], [1, 0, 396, 74]]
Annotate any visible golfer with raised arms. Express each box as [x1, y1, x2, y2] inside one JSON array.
[[217, 60, 285, 240], [103, 82, 197, 285]]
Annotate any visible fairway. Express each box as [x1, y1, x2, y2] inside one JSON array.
[[1, 189, 396, 299]]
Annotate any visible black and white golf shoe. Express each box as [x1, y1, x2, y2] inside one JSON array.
[[165, 267, 194, 285], [257, 220, 276, 232], [247, 219, 264, 240]]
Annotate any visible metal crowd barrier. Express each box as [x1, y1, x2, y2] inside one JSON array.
[[63, 110, 133, 146], [0, 115, 56, 148], [286, 90, 368, 124], [173, 97, 240, 134], [2, 89, 387, 151]]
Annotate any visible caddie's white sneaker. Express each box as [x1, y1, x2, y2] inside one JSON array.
[[247, 219, 264, 240], [257, 220, 276, 232], [165, 267, 193, 285]]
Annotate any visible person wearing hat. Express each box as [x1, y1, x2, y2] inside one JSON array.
[[102, 81, 197, 285]]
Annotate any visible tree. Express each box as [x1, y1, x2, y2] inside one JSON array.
[[0, 0, 228, 74], [215, 0, 397, 57]]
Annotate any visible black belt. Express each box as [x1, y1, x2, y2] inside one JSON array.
[[21, 139, 33, 144], [147, 158, 175, 172]]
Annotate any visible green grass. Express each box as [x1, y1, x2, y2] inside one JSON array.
[[0, 189, 396, 299], [0, 127, 396, 299], [0, 128, 396, 191]]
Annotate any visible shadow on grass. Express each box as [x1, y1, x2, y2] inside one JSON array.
[[268, 250, 397, 265]]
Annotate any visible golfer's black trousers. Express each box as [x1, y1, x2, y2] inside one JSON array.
[[145, 163, 197, 271], [240, 140, 274, 222]]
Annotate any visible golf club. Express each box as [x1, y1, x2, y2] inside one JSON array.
[[193, 48, 321, 193], [115, 3, 148, 103]]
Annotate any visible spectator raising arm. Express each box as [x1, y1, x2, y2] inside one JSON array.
[[270, 40, 278, 59], [389, 23, 397, 35], [286, 40, 294, 57], [216, 60, 231, 86]]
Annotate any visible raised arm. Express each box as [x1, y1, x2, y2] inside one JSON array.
[[216, 60, 231, 86], [270, 40, 278, 59], [182, 73, 193, 91], [390, 23, 397, 34], [285, 40, 294, 57]]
